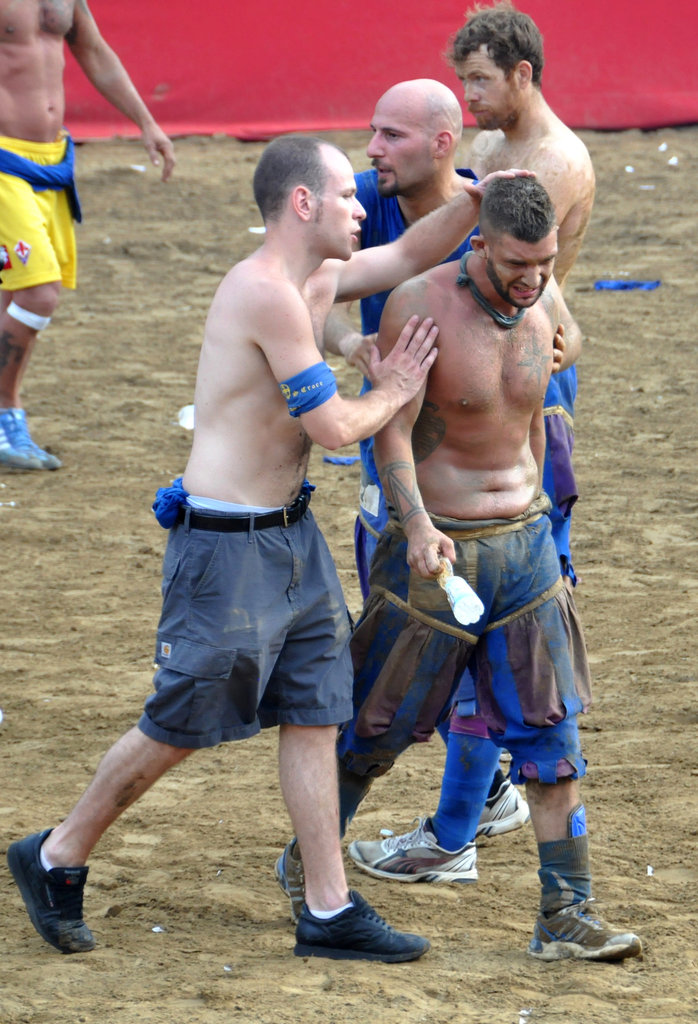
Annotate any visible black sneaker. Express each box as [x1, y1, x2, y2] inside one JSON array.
[[7, 830, 95, 953], [294, 890, 429, 962]]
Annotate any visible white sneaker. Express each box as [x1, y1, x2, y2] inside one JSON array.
[[477, 777, 530, 838], [348, 818, 478, 884]]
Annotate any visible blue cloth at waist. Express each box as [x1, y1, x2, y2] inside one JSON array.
[[0, 134, 82, 222]]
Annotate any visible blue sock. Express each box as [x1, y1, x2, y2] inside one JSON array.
[[430, 732, 502, 851], [436, 717, 450, 744]]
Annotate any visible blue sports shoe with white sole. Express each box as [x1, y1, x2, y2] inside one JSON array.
[[0, 408, 61, 470]]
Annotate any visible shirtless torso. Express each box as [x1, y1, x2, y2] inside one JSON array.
[[183, 254, 348, 508], [0, 0, 175, 176], [181, 141, 508, 507], [1, 0, 93, 141], [373, 223, 580, 577]]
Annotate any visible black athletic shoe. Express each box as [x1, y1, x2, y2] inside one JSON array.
[[294, 890, 430, 962], [7, 829, 96, 953]]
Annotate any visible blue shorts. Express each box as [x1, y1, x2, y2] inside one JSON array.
[[139, 508, 353, 748], [338, 496, 592, 784]]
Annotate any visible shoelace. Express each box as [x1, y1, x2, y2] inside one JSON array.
[[49, 878, 86, 921], [0, 411, 37, 453], [380, 818, 429, 853], [351, 894, 392, 930], [553, 898, 603, 927]]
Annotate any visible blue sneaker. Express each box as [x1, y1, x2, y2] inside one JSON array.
[[0, 408, 61, 470], [294, 890, 429, 962], [528, 898, 642, 961], [7, 829, 95, 953]]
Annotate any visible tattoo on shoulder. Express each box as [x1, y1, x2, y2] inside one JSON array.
[[413, 400, 445, 463]]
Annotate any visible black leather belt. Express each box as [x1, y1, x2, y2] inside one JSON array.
[[177, 488, 310, 532]]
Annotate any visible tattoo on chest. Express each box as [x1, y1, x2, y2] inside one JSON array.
[[517, 335, 551, 388], [39, 0, 75, 36], [413, 400, 445, 463]]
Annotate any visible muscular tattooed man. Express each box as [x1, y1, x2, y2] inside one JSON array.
[[332, 176, 641, 963]]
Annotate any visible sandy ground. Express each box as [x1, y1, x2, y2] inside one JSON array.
[[1, 126, 697, 1024]]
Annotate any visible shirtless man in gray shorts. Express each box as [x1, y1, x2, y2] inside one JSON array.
[[7, 134, 522, 962]]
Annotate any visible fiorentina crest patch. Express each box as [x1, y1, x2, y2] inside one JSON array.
[[14, 240, 31, 265], [0, 244, 12, 270]]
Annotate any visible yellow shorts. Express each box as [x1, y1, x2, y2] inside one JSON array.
[[0, 135, 77, 292]]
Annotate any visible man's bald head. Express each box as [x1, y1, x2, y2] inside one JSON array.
[[374, 79, 463, 144]]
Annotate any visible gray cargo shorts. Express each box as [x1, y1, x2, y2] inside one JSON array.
[[139, 508, 353, 748]]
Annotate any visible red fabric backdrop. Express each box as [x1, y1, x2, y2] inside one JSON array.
[[64, 0, 698, 139]]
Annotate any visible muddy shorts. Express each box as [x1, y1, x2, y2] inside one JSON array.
[[0, 135, 77, 291], [139, 507, 353, 748], [337, 494, 592, 784]]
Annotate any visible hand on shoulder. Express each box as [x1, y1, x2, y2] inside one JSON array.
[[369, 314, 438, 400]]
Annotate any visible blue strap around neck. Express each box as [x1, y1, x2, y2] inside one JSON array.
[[456, 251, 525, 329]]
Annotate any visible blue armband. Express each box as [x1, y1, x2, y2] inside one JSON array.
[[279, 361, 337, 417], [152, 476, 190, 528]]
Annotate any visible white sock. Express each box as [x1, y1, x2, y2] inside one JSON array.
[[307, 900, 353, 920], [39, 842, 55, 873]]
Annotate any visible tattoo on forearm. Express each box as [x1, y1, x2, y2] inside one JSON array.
[[413, 400, 445, 463], [381, 460, 426, 523], [518, 336, 552, 387], [401, 506, 428, 525]]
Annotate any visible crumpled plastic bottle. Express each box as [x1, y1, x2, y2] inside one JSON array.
[[436, 559, 484, 625]]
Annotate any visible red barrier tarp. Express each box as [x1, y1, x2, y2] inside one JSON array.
[[64, 0, 698, 139]]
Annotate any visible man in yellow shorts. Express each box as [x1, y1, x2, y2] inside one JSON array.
[[0, 0, 175, 470]]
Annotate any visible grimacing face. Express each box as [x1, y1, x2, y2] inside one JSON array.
[[482, 229, 558, 308]]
